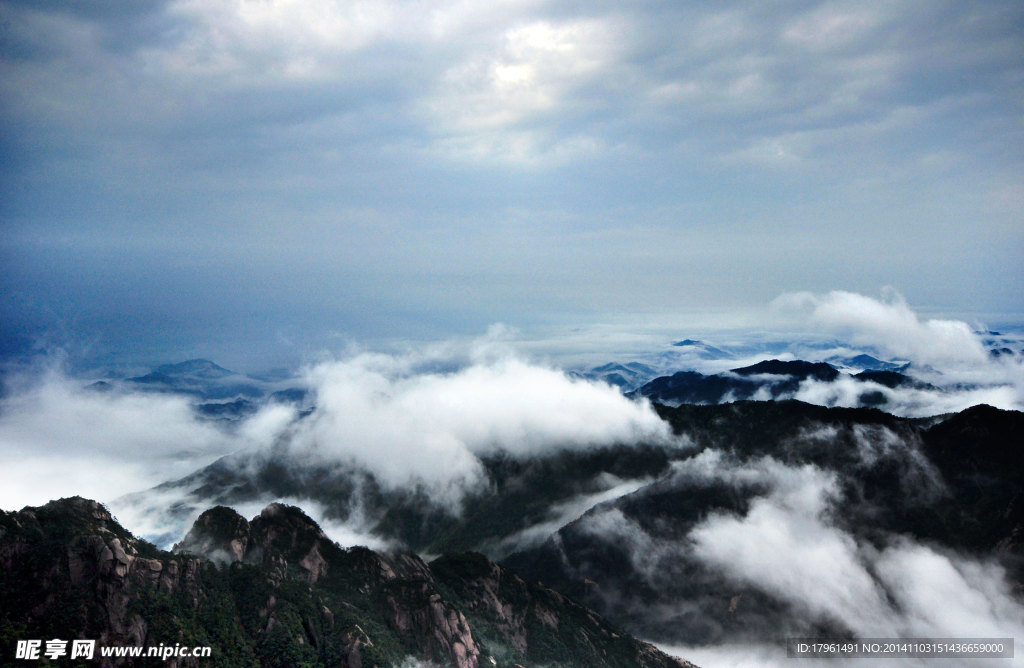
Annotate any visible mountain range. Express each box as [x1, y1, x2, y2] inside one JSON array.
[[632, 359, 934, 408], [0, 497, 694, 667], [115, 396, 1024, 651], [504, 401, 1024, 645], [6, 349, 1022, 665]]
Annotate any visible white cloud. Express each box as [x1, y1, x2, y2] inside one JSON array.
[[562, 439, 1023, 665], [291, 350, 672, 497], [0, 371, 239, 509], [492, 473, 652, 557], [689, 468, 893, 636], [681, 452, 1024, 656], [875, 540, 1023, 638], [768, 289, 1024, 413], [153, 0, 405, 82], [421, 16, 623, 163], [794, 375, 1023, 416], [0, 341, 673, 541], [678, 453, 895, 636], [782, 4, 884, 52], [771, 289, 989, 367], [146, 0, 561, 93]]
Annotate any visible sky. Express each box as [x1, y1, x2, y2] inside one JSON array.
[[2, 0, 1022, 367]]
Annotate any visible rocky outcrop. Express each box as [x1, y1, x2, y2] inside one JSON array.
[[2, 498, 694, 668], [0, 497, 206, 667], [431, 552, 698, 668], [173, 504, 250, 565]]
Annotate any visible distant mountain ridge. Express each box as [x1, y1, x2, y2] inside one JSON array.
[[575, 339, 922, 392], [827, 353, 909, 372], [670, 339, 734, 360], [125, 358, 267, 399], [149, 359, 236, 379], [86, 358, 309, 419], [634, 359, 928, 408]]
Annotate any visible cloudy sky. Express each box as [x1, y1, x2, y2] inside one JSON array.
[[2, 0, 1022, 366]]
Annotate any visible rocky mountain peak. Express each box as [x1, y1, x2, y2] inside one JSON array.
[[2, 498, 695, 667], [173, 505, 250, 565], [30, 495, 113, 526], [254, 502, 329, 540], [175, 502, 337, 584]]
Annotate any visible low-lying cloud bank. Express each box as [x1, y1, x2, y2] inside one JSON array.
[[0, 366, 234, 510], [770, 289, 1024, 412], [0, 346, 670, 517], [685, 458, 1018, 640], [569, 440, 1023, 667], [793, 375, 1021, 417], [771, 289, 989, 368], [291, 352, 670, 496]]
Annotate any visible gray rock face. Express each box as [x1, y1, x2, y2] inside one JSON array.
[[0, 498, 206, 666]]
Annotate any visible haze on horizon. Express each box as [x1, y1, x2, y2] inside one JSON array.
[[1, 0, 1022, 367]]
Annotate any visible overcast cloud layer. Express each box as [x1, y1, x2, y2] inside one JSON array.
[[1, 0, 1022, 364]]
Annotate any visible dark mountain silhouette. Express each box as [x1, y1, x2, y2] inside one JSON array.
[[504, 401, 1024, 644], [635, 358, 936, 409], [729, 359, 839, 381], [633, 359, 840, 404], [110, 396, 1024, 650], [853, 369, 935, 390]]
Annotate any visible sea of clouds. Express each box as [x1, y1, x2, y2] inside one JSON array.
[[0, 290, 1021, 665]]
